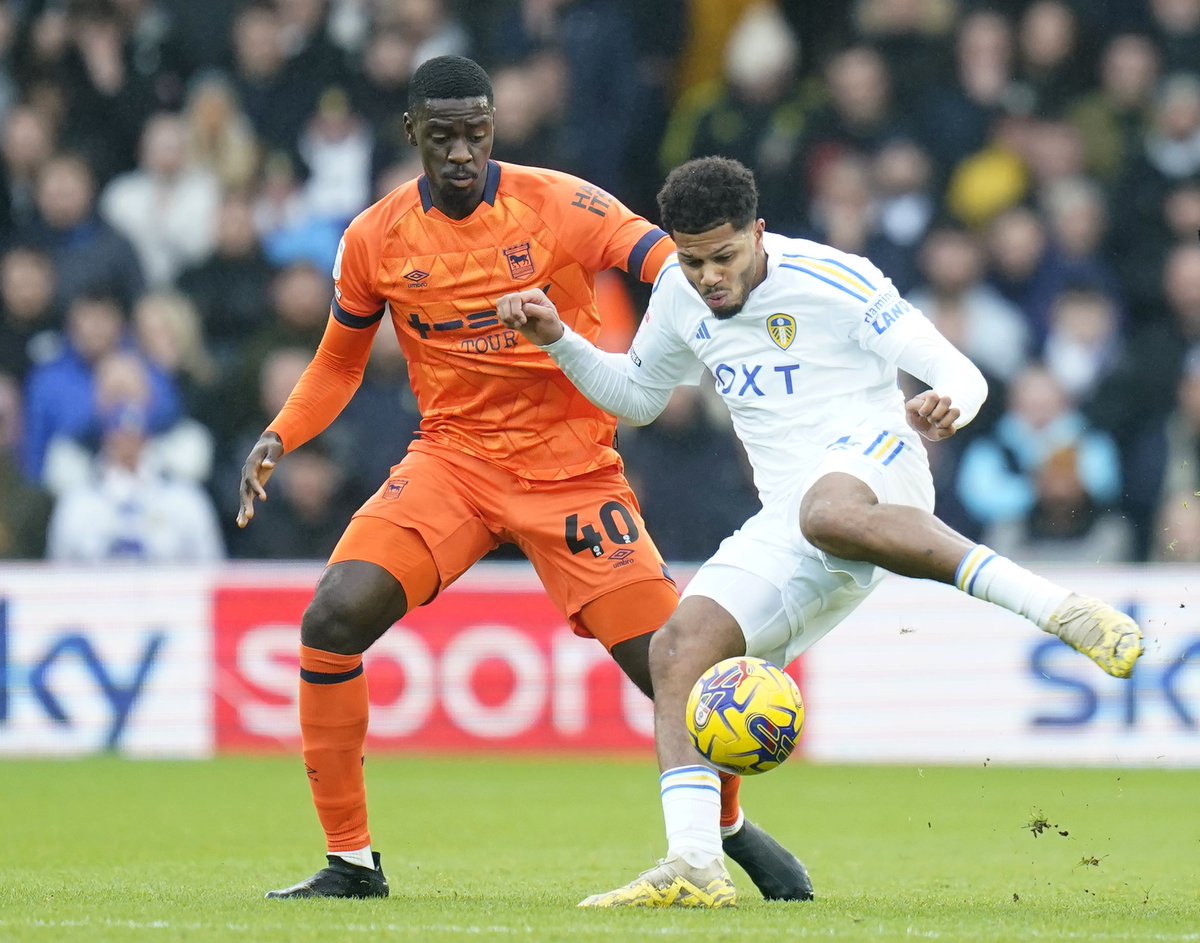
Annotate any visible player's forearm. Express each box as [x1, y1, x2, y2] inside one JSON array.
[[881, 313, 988, 429], [266, 318, 373, 452], [540, 324, 671, 426]]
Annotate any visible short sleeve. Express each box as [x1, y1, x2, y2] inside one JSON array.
[[625, 279, 704, 389], [551, 176, 673, 283], [331, 213, 386, 328]]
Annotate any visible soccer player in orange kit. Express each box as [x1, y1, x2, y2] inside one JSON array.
[[237, 56, 812, 903]]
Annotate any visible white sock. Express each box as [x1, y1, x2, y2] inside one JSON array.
[[955, 545, 1070, 630], [720, 809, 745, 840], [660, 765, 723, 869], [333, 845, 374, 870]]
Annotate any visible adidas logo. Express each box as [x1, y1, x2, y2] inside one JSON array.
[[695, 322, 711, 340]]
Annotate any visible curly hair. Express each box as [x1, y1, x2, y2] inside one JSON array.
[[657, 157, 759, 236], [408, 56, 493, 114]]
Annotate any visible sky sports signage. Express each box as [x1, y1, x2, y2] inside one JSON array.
[[0, 568, 211, 757], [802, 567, 1200, 767], [0, 564, 1196, 763], [213, 579, 662, 752]]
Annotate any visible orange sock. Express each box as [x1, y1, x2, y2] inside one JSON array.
[[718, 771, 742, 829], [299, 644, 371, 852]]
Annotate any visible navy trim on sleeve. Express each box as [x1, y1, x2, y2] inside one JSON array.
[[332, 299, 386, 329], [628, 227, 669, 278]]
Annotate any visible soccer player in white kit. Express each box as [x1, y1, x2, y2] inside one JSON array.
[[497, 157, 1143, 909]]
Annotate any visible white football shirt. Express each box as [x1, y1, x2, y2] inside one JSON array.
[[545, 231, 987, 509]]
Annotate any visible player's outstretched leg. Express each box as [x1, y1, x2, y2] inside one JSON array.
[[800, 474, 1144, 678]]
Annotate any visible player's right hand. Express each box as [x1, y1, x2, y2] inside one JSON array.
[[497, 288, 565, 346], [237, 432, 284, 528]]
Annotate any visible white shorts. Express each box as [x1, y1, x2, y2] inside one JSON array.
[[681, 425, 935, 667]]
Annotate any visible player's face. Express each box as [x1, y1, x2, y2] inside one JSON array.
[[405, 97, 494, 216], [673, 220, 767, 319]]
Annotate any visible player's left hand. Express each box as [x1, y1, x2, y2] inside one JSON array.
[[905, 391, 960, 441]]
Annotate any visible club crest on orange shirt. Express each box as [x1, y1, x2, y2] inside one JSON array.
[[383, 478, 409, 500], [504, 242, 535, 280]]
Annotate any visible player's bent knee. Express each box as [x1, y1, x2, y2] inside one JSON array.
[[300, 592, 369, 655], [800, 498, 864, 554]]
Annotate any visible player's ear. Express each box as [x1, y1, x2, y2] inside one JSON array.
[[752, 218, 766, 248], [403, 113, 417, 147]]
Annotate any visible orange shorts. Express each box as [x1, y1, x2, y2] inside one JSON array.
[[328, 442, 677, 648]]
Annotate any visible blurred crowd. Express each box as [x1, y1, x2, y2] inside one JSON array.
[[0, 0, 1198, 566]]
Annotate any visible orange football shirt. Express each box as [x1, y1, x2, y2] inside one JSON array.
[[267, 160, 673, 480]]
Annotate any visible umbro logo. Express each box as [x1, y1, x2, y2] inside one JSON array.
[[695, 322, 712, 340], [404, 269, 430, 288]]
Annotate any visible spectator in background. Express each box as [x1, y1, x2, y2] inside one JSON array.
[[955, 364, 1122, 537], [918, 9, 1015, 179], [277, 0, 349, 94], [231, 1, 319, 153], [253, 150, 342, 271], [501, 0, 640, 196], [45, 354, 224, 562], [984, 444, 1133, 563], [132, 290, 218, 478], [1011, 0, 1089, 118], [1091, 243, 1200, 455], [57, 0, 157, 183], [100, 111, 221, 286], [872, 138, 937, 259], [353, 28, 416, 174], [909, 225, 1031, 383], [20, 153, 144, 309], [985, 204, 1059, 342], [0, 373, 52, 560], [659, 5, 814, 233], [182, 71, 260, 192], [0, 105, 57, 232], [1042, 288, 1123, 402], [1037, 175, 1123, 312], [377, 0, 470, 72], [1069, 33, 1161, 185], [805, 151, 917, 292], [220, 261, 329, 441], [0, 247, 58, 381], [177, 192, 274, 356], [111, 0, 195, 110], [803, 44, 912, 171], [1132, 351, 1200, 559], [297, 86, 372, 225], [1150, 0, 1200, 73], [21, 292, 179, 484], [488, 59, 565, 169], [853, 0, 954, 107], [618, 387, 760, 563]]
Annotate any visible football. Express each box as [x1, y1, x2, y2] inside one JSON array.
[[685, 656, 805, 775]]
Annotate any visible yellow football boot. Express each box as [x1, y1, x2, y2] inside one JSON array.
[[1047, 594, 1144, 679], [578, 857, 737, 909]]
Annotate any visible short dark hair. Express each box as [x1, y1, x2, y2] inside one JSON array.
[[407, 56, 493, 114], [657, 157, 759, 235]]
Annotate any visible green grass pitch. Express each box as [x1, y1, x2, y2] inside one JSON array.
[[2, 756, 1198, 942]]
